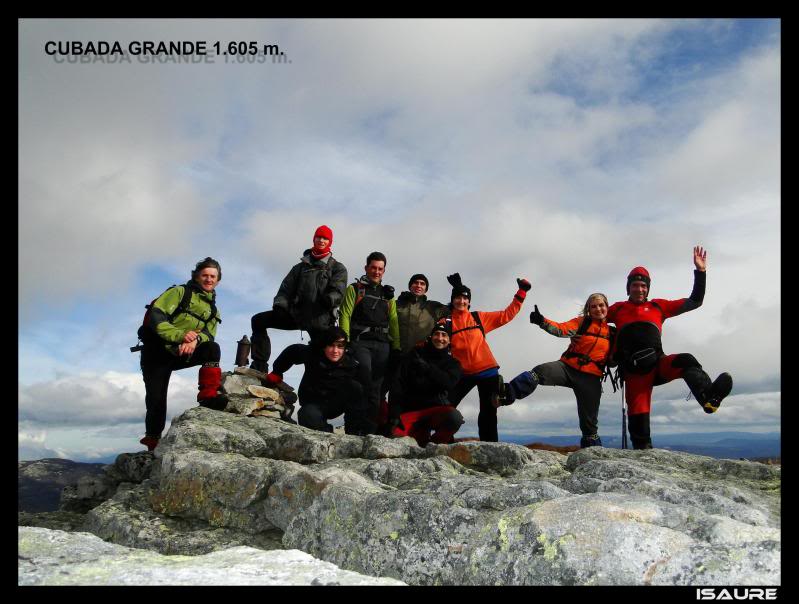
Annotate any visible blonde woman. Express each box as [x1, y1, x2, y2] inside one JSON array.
[[498, 293, 613, 448]]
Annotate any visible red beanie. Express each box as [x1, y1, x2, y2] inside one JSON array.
[[314, 225, 333, 246], [626, 266, 651, 294]]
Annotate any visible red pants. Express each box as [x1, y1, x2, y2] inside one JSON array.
[[624, 353, 685, 415], [391, 406, 463, 447]]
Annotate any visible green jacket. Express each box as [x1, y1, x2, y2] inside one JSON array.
[[150, 281, 221, 355], [339, 278, 400, 351]]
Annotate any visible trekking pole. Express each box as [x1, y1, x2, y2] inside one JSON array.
[[621, 382, 628, 450]]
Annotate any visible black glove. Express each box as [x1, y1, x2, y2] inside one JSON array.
[[516, 278, 532, 292], [529, 305, 544, 325], [383, 285, 395, 300], [411, 351, 429, 373]]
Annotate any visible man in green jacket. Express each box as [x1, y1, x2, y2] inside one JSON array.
[[138, 257, 225, 451], [338, 251, 401, 434]]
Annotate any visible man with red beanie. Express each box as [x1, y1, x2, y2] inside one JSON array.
[[250, 225, 348, 373], [607, 246, 733, 449]]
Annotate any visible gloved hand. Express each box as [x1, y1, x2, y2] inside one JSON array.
[[516, 278, 532, 292], [265, 372, 283, 385], [529, 305, 544, 326], [411, 351, 430, 373], [383, 285, 395, 300]]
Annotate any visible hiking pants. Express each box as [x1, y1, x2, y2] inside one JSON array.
[[533, 360, 602, 437], [140, 341, 220, 438], [350, 339, 390, 433], [450, 374, 501, 442], [297, 380, 369, 435], [391, 405, 464, 447], [624, 352, 710, 416], [250, 307, 325, 367]]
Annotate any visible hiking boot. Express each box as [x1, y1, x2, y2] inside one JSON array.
[[198, 394, 229, 411], [139, 435, 159, 451], [580, 434, 603, 448], [492, 375, 511, 408], [702, 372, 732, 414], [250, 360, 269, 373]]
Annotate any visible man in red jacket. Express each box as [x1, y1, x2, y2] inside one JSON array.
[[607, 246, 732, 449]]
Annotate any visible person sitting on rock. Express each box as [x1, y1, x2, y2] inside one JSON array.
[[263, 326, 370, 435], [386, 320, 464, 447], [138, 257, 226, 452], [606, 246, 733, 449], [498, 293, 614, 448], [249, 225, 348, 373]]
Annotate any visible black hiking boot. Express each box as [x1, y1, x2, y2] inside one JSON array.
[[580, 434, 603, 448], [250, 360, 269, 373], [702, 372, 732, 414], [492, 374, 509, 408]]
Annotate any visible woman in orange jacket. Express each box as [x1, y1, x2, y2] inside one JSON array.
[[498, 293, 612, 448], [446, 273, 529, 442]]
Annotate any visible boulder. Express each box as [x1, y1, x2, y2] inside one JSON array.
[[79, 407, 780, 585], [18, 527, 406, 586]]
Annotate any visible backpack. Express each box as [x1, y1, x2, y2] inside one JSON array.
[[450, 311, 485, 338], [130, 284, 217, 352]]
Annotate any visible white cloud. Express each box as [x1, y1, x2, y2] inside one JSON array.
[[18, 19, 780, 459]]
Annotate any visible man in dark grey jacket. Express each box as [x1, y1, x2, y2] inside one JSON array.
[[250, 225, 348, 373]]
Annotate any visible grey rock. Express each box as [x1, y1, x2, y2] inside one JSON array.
[[67, 408, 782, 586], [18, 527, 406, 586], [18, 510, 88, 532], [83, 480, 284, 555]]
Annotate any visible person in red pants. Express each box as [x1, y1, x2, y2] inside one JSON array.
[[607, 246, 732, 449], [386, 321, 464, 446], [137, 257, 226, 451]]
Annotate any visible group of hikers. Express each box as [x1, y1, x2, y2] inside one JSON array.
[[135, 225, 733, 453]]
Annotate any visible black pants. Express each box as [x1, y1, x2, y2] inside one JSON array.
[[534, 361, 602, 437], [297, 380, 370, 435], [140, 341, 220, 438], [250, 307, 299, 367], [449, 374, 501, 442], [350, 339, 390, 433]]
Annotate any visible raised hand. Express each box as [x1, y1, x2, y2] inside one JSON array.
[[516, 278, 532, 292], [693, 245, 707, 271], [529, 305, 544, 325]]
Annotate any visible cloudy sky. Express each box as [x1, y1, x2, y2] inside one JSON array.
[[19, 18, 780, 462]]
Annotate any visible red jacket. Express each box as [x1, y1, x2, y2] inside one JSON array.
[[449, 290, 525, 375]]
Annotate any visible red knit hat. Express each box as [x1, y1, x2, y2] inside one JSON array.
[[314, 225, 333, 246], [626, 266, 651, 294]]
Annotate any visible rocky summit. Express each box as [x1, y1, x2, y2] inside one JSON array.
[[18, 366, 781, 587], [39, 404, 777, 587]]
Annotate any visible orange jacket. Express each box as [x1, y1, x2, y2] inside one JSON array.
[[540, 316, 612, 377], [449, 291, 525, 375]]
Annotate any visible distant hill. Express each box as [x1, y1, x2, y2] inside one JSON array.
[[499, 431, 781, 461]]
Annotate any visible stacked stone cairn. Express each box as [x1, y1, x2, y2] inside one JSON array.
[[220, 367, 298, 422]]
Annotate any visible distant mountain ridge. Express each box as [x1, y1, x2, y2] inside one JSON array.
[[500, 432, 780, 460]]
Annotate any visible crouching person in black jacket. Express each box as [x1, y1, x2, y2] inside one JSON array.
[[387, 320, 464, 446], [263, 326, 371, 435]]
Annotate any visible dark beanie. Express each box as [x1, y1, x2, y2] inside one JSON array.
[[408, 273, 429, 290], [430, 318, 452, 337], [447, 272, 472, 301]]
